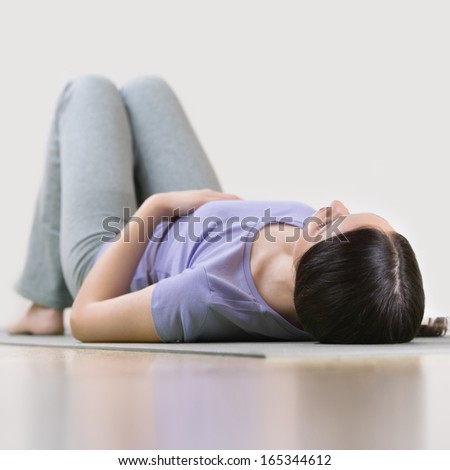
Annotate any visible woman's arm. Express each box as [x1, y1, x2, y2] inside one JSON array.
[[70, 189, 240, 343]]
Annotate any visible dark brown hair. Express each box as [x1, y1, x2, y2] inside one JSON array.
[[294, 228, 426, 343], [417, 317, 448, 337]]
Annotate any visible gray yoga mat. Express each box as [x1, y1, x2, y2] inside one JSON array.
[[0, 330, 449, 359]]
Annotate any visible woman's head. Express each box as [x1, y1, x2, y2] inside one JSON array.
[[293, 201, 425, 343]]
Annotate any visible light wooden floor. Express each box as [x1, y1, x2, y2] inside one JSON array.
[[1, 345, 449, 449]]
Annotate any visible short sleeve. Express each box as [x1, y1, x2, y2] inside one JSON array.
[[150, 266, 210, 343]]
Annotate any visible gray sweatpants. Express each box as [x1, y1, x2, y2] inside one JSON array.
[[14, 74, 222, 309]]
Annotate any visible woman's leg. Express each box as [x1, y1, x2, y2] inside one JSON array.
[[13, 83, 74, 311], [11, 73, 219, 333], [11, 74, 137, 333], [119, 75, 222, 200], [10, 81, 78, 334], [58, 75, 137, 297]]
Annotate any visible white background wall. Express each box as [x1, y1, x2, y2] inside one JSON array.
[[0, 0, 448, 328]]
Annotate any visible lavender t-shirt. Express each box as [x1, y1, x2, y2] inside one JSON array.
[[96, 200, 316, 342]]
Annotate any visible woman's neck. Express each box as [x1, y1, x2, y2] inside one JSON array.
[[249, 223, 303, 329]]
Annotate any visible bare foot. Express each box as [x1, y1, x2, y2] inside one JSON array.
[[7, 303, 64, 335]]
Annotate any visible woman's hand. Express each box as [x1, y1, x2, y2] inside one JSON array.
[[151, 188, 242, 218], [71, 188, 241, 342]]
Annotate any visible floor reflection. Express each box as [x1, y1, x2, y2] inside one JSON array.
[[0, 346, 449, 449]]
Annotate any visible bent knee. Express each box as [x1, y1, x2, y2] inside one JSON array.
[[65, 73, 118, 97], [120, 74, 172, 102]]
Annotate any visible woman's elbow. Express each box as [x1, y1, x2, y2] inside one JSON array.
[[70, 304, 91, 342]]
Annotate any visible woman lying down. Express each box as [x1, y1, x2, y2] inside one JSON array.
[[9, 74, 447, 343]]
